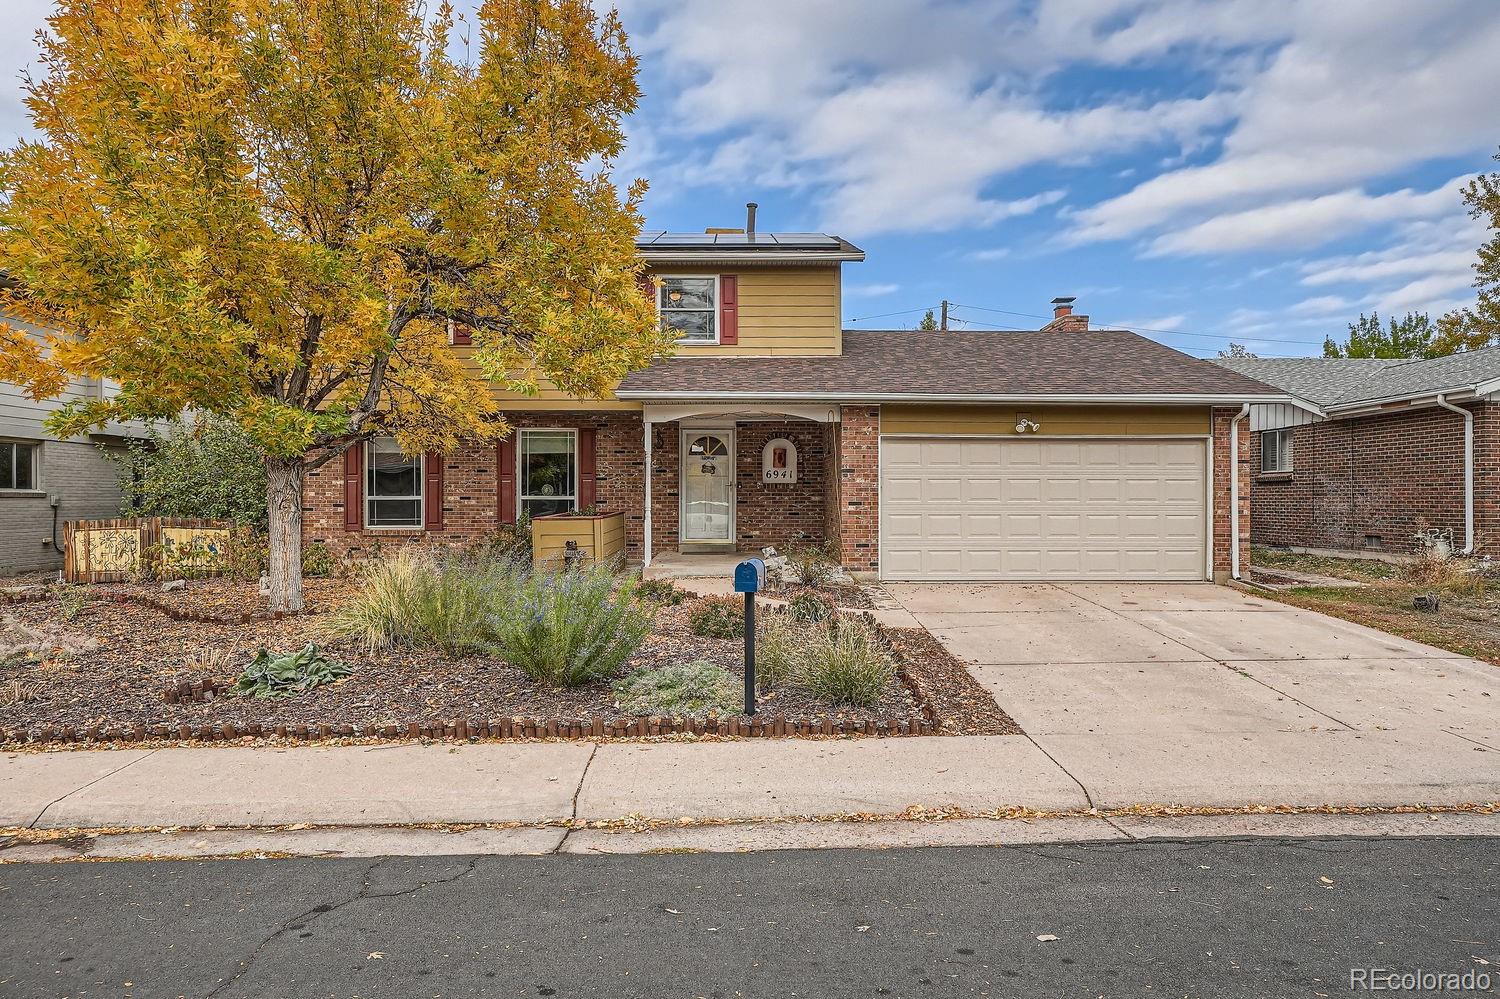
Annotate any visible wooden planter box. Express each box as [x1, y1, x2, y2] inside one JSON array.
[[531, 511, 626, 570]]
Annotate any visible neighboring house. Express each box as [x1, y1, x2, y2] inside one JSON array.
[[305, 217, 1302, 582], [0, 311, 143, 575], [1213, 351, 1500, 556]]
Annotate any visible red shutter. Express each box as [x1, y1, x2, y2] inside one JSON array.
[[578, 428, 597, 511], [343, 444, 363, 531], [719, 274, 738, 345], [449, 323, 472, 346], [497, 436, 517, 524], [637, 272, 656, 303], [423, 452, 444, 531]]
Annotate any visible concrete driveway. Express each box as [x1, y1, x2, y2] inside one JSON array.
[[887, 581, 1500, 806]]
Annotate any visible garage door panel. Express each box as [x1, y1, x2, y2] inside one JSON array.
[[881, 436, 1206, 581]]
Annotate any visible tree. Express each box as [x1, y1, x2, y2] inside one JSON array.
[[0, 0, 670, 611], [115, 416, 269, 530], [1435, 148, 1500, 353], [1322, 312, 1438, 359], [1218, 343, 1258, 358], [918, 309, 939, 330]]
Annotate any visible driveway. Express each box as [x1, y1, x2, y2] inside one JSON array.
[[887, 582, 1500, 806]]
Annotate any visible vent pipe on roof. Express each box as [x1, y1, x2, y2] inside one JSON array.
[[746, 202, 758, 236]]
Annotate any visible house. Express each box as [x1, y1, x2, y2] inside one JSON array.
[[0, 308, 142, 575], [1213, 351, 1500, 557], [304, 211, 1303, 582]]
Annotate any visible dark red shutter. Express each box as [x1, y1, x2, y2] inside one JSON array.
[[578, 428, 597, 511], [449, 324, 472, 346], [637, 272, 656, 303], [719, 274, 738, 345], [343, 444, 363, 531], [497, 436, 517, 524], [423, 452, 445, 531]]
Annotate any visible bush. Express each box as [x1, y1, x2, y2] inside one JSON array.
[[491, 561, 651, 687], [326, 550, 523, 654], [302, 542, 338, 578], [754, 613, 807, 689], [611, 660, 740, 716], [786, 590, 836, 624], [112, 415, 268, 529], [635, 578, 686, 606], [688, 595, 743, 639], [795, 619, 896, 707], [465, 512, 533, 564], [783, 538, 840, 587], [231, 643, 351, 698]]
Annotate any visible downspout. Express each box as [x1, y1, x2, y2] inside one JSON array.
[[1229, 404, 1250, 580], [642, 418, 654, 569], [1434, 394, 1474, 555]]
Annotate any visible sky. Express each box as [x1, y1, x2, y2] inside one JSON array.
[[1, 0, 1497, 358]]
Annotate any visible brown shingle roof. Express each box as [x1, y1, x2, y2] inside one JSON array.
[[616, 329, 1287, 400]]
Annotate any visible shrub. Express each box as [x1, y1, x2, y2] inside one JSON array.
[[796, 619, 896, 708], [231, 643, 351, 698], [612, 660, 740, 716], [465, 512, 533, 565], [754, 613, 808, 689], [783, 538, 840, 587], [688, 595, 743, 639], [635, 578, 686, 606], [786, 590, 836, 624], [111, 414, 268, 529], [491, 561, 651, 687], [302, 542, 338, 578], [326, 550, 523, 654]]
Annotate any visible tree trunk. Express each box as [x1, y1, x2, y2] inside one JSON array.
[[265, 454, 306, 613]]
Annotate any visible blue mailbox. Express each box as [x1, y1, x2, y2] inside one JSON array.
[[734, 557, 766, 594]]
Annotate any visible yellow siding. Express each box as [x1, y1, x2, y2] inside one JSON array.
[[664, 266, 841, 356], [880, 404, 1211, 436], [454, 346, 641, 411]]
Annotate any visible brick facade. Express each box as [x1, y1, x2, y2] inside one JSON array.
[[836, 406, 881, 574], [1211, 406, 1251, 581], [1247, 402, 1489, 554], [732, 421, 832, 551]]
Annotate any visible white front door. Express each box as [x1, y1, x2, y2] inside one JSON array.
[[681, 429, 735, 545]]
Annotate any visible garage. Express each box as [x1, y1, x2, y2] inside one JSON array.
[[879, 436, 1208, 582]]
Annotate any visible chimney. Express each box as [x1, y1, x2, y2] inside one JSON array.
[[1041, 296, 1089, 332], [746, 202, 758, 236]]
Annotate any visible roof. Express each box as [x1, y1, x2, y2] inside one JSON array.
[[1213, 350, 1500, 409], [635, 231, 864, 264], [617, 329, 1289, 402]]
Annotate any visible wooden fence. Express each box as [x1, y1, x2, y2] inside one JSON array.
[[63, 517, 235, 583]]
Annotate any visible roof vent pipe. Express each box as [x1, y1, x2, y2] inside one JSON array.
[[746, 202, 758, 236]]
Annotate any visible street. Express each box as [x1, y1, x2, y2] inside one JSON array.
[[2, 835, 1497, 998]]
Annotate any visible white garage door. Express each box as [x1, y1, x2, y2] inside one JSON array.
[[880, 437, 1207, 581]]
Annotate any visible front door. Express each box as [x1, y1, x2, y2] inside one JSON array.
[[681, 430, 735, 547]]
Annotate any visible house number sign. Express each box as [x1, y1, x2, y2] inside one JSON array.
[[761, 439, 798, 483]]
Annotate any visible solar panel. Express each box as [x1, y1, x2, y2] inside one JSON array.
[[769, 233, 838, 246]]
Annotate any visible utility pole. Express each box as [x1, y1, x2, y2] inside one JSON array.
[[940, 300, 949, 331]]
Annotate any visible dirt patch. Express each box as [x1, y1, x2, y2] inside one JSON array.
[[763, 580, 877, 610]]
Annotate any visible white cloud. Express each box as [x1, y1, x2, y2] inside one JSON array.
[[966, 248, 1011, 262], [846, 282, 900, 297], [1287, 295, 1350, 316], [1118, 314, 1188, 330]]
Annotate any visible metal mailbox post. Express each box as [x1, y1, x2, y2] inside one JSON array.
[[733, 558, 766, 715]]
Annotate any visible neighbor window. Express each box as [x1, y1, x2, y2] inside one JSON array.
[[519, 429, 577, 518], [657, 276, 717, 343], [1260, 428, 1292, 474], [0, 441, 38, 491], [366, 437, 423, 527]]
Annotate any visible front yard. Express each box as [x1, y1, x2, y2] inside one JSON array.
[[1251, 547, 1500, 665], [0, 556, 1016, 746]]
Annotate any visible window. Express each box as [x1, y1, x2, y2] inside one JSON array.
[[366, 437, 423, 527], [519, 429, 577, 518], [657, 276, 717, 343], [0, 441, 38, 491], [1260, 428, 1292, 474]]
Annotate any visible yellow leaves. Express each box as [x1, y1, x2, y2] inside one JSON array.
[[0, 322, 67, 401]]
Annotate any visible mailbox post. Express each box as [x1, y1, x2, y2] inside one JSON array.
[[733, 558, 766, 716]]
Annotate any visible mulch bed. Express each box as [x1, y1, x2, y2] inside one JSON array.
[[764, 580, 877, 610], [0, 579, 1016, 745]]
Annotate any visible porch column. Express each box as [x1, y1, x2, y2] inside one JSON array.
[[642, 416, 653, 568]]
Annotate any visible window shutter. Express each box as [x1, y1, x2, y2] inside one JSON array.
[[423, 452, 445, 531], [637, 273, 656, 304], [448, 319, 472, 347], [497, 436, 517, 524], [719, 274, 738, 345], [578, 428, 597, 511], [343, 444, 363, 532]]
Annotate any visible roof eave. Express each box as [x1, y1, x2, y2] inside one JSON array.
[[1325, 383, 1490, 416], [620, 389, 1304, 406], [639, 250, 866, 265]]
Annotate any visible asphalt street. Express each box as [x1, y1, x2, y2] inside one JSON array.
[[1, 836, 1497, 998]]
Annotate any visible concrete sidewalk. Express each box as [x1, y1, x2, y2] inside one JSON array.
[[5, 727, 1498, 833]]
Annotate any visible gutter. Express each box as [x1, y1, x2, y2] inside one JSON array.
[[1230, 404, 1250, 580], [1434, 394, 1475, 555], [618, 390, 1310, 406], [639, 251, 865, 265]]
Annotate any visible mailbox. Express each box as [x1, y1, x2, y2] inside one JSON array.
[[734, 557, 765, 594]]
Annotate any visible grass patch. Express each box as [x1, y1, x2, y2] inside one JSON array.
[[611, 660, 740, 716], [1252, 547, 1398, 581]]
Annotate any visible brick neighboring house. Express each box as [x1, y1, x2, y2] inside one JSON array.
[[304, 214, 1303, 583], [1213, 351, 1500, 557]]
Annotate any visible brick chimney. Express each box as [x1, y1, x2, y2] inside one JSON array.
[[1041, 296, 1089, 332]]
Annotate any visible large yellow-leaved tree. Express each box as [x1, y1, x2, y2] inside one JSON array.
[[0, 0, 670, 610]]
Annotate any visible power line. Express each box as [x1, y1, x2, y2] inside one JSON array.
[[846, 305, 940, 324]]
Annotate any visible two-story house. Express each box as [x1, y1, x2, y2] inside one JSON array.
[[304, 213, 1304, 583]]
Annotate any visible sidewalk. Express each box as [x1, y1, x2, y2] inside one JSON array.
[[5, 727, 1499, 833]]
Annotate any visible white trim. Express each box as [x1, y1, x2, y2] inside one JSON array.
[[643, 418, 653, 568], [619, 390, 1310, 406], [641, 251, 863, 264], [1435, 394, 1475, 555], [679, 427, 736, 547], [1205, 431, 1215, 581], [655, 273, 720, 346], [516, 427, 580, 519], [644, 402, 841, 424], [364, 438, 424, 530], [877, 432, 1211, 439], [1259, 427, 1293, 474]]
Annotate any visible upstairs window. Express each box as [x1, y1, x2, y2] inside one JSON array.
[[366, 437, 424, 527], [0, 441, 38, 490], [658, 276, 717, 344], [1260, 428, 1292, 474]]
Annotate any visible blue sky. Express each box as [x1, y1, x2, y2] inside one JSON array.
[[1, 0, 1496, 358]]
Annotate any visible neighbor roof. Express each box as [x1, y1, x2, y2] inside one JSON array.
[[1214, 350, 1500, 409], [635, 231, 865, 264], [617, 329, 1289, 402]]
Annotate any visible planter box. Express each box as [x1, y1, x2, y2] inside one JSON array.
[[531, 511, 626, 570]]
